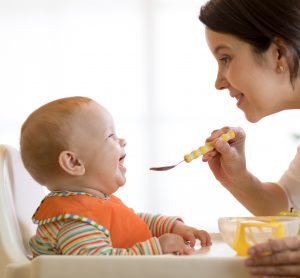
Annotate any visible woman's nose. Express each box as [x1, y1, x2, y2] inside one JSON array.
[[215, 71, 229, 90]]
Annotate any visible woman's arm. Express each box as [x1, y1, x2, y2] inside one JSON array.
[[226, 171, 288, 215]]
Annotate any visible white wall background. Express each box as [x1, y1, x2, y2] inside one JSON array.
[[1, 0, 300, 232]]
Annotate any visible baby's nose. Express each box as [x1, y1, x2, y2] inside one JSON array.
[[119, 138, 126, 147]]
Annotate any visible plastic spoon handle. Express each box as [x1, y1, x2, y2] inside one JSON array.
[[149, 130, 235, 171], [184, 130, 235, 163]]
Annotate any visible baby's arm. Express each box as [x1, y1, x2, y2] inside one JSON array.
[[56, 219, 162, 255], [137, 213, 211, 247], [136, 213, 181, 237], [55, 220, 189, 255]]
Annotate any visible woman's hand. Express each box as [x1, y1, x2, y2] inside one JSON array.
[[202, 126, 288, 215], [202, 126, 248, 189], [245, 236, 300, 277], [171, 220, 212, 247]]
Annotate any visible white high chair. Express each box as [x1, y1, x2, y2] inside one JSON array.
[[0, 144, 252, 278], [0, 144, 45, 278]]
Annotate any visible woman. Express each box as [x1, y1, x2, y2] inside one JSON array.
[[199, 0, 300, 276]]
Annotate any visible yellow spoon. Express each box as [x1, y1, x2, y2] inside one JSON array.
[[149, 130, 235, 171]]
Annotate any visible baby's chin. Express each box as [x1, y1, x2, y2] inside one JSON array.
[[120, 178, 126, 187], [117, 176, 126, 188]]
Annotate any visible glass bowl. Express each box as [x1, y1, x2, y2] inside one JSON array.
[[218, 216, 300, 256]]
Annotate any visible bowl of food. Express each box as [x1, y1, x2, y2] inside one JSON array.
[[218, 216, 300, 256]]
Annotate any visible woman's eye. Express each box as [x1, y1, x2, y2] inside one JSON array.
[[219, 56, 231, 65]]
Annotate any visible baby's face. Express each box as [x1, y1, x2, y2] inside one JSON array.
[[71, 101, 127, 195]]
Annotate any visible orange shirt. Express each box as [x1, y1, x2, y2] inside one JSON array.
[[33, 193, 151, 248]]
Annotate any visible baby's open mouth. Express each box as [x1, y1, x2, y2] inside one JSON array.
[[119, 154, 126, 164]]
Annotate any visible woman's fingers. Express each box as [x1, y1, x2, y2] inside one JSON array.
[[245, 237, 300, 277], [246, 249, 300, 266], [248, 236, 300, 257], [248, 263, 300, 277]]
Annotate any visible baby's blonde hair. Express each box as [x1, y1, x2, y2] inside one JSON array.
[[20, 96, 93, 185]]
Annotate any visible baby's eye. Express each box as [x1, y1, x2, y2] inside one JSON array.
[[108, 133, 118, 140]]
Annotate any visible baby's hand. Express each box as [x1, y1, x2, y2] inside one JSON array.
[[171, 220, 212, 247], [158, 233, 192, 255]]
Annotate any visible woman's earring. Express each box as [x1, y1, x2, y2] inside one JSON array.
[[277, 65, 284, 73]]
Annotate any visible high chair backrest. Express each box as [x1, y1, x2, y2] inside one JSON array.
[[0, 145, 45, 278]]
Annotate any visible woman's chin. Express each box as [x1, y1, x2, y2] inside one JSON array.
[[244, 111, 262, 123]]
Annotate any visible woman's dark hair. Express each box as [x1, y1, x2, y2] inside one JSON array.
[[199, 0, 300, 83]]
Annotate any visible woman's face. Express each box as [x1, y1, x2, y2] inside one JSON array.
[[205, 28, 296, 122]]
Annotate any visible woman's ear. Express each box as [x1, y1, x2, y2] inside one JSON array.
[[273, 37, 290, 73], [58, 151, 85, 176]]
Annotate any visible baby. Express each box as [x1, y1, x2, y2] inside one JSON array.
[[20, 96, 211, 256]]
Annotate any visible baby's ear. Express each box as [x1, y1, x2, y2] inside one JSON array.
[[58, 151, 85, 176]]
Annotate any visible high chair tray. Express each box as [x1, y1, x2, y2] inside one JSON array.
[[5, 234, 252, 278]]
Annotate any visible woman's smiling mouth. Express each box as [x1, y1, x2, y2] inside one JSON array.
[[230, 91, 244, 108]]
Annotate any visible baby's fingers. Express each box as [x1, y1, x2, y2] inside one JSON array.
[[183, 244, 194, 255], [196, 230, 212, 247], [173, 241, 193, 256], [183, 231, 196, 247]]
